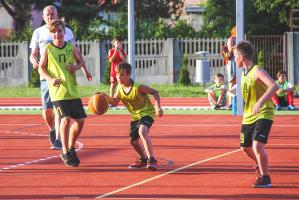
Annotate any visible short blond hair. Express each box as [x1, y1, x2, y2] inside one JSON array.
[[48, 19, 65, 33]]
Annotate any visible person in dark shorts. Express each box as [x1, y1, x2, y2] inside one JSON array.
[[234, 40, 278, 188], [104, 62, 163, 171], [38, 19, 86, 167]]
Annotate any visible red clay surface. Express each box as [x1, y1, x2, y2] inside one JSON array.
[[0, 113, 298, 199]]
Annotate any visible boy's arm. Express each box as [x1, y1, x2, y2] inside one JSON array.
[[38, 48, 61, 87], [67, 46, 83, 74], [30, 47, 40, 70], [217, 89, 226, 105], [102, 92, 120, 106], [108, 49, 117, 63], [253, 67, 278, 115], [139, 85, 163, 117]]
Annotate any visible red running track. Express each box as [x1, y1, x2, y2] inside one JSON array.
[[1, 97, 299, 107], [0, 114, 298, 199]]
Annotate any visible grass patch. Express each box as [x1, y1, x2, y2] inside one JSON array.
[[0, 84, 207, 98]]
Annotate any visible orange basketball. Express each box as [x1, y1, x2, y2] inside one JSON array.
[[88, 93, 109, 115]]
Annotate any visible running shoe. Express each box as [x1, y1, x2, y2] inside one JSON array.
[[51, 139, 62, 150], [69, 147, 80, 166], [275, 105, 282, 111], [60, 151, 78, 167], [49, 130, 56, 146], [146, 157, 158, 171], [128, 157, 147, 169], [253, 175, 272, 188], [288, 105, 296, 110]]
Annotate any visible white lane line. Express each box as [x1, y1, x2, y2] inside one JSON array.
[[95, 149, 242, 199], [0, 130, 84, 172]]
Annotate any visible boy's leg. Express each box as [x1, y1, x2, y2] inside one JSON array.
[[138, 123, 158, 171], [287, 91, 294, 106], [138, 125, 154, 158], [54, 110, 60, 140], [130, 139, 147, 159], [252, 141, 269, 176], [208, 92, 218, 109], [40, 80, 55, 146], [251, 119, 273, 188], [240, 124, 261, 180], [69, 118, 85, 149], [271, 94, 279, 106], [60, 117, 71, 154]]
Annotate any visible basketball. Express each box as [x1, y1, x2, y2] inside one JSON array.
[[88, 93, 109, 115]]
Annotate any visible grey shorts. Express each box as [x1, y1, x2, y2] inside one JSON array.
[[40, 80, 53, 110]]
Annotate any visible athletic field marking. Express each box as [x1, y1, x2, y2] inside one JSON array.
[[0, 130, 84, 172], [100, 199, 216, 200], [95, 149, 242, 199], [1, 123, 299, 127]]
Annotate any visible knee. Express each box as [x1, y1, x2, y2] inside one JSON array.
[[130, 138, 138, 146], [241, 146, 250, 154], [61, 117, 71, 125]]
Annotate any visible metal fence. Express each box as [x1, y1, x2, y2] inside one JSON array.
[[246, 35, 284, 78], [0, 36, 285, 86]]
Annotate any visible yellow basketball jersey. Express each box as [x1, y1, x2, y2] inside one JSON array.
[[241, 65, 274, 124], [117, 81, 156, 121], [46, 42, 79, 101]]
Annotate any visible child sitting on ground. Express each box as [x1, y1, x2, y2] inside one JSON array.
[[205, 73, 227, 109], [271, 70, 296, 110]]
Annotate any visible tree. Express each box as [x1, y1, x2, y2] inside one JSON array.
[[178, 54, 191, 86], [252, 0, 299, 24], [200, 0, 289, 38], [0, 0, 36, 31]]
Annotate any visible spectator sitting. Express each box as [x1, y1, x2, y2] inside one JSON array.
[[271, 70, 296, 110], [205, 73, 227, 110]]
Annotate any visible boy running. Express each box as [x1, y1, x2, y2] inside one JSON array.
[[38, 19, 86, 167], [104, 62, 163, 171], [234, 41, 278, 188]]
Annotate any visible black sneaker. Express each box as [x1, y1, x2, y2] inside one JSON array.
[[69, 147, 80, 166], [128, 157, 147, 169], [60, 151, 78, 167], [51, 139, 62, 150], [146, 157, 158, 171], [253, 175, 272, 188], [49, 130, 56, 146]]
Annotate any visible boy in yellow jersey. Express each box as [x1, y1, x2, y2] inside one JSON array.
[[104, 62, 163, 171], [38, 19, 86, 167], [234, 41, 278, 188]]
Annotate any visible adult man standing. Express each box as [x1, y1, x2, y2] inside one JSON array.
[[30, 5, 91, 149]]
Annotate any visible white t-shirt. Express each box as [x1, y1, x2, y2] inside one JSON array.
[[30, 24, 75, 51], [30, 24, 76, 80]]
